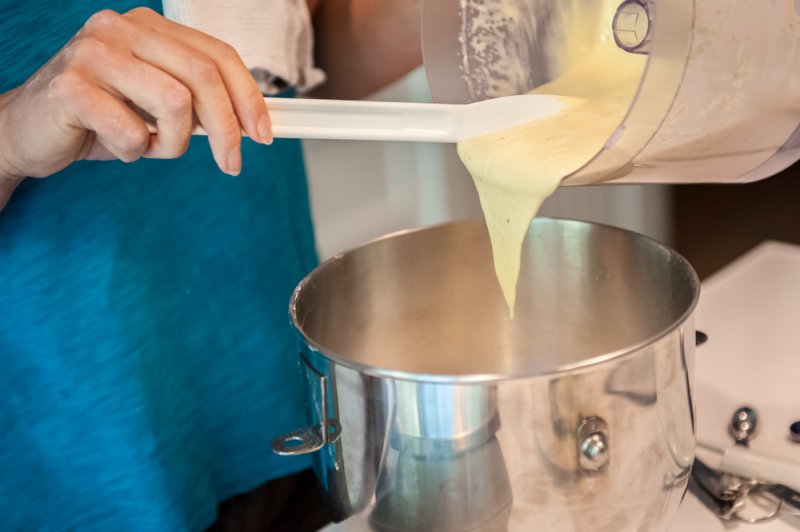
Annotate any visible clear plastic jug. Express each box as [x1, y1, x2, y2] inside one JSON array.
[[423, 0, 800, 184]]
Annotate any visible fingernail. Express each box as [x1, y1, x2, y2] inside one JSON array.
[[226, 147, 241, 176], [257, 114, 273, 145]]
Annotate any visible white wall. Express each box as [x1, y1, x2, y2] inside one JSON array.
[[303, 68, 673, 260]]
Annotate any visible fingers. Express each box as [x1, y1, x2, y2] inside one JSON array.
[[126, 7, 272, 145], [3, 7, 275, 186], [78, 9, 266, 175], [78, 9, 272, 174], [52, 69, 151, 163], [70, 37, 194, 161], [121, 30, 244, 174], [48, 8, 274, 174]]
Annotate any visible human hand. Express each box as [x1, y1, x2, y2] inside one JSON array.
[[0, 7, 271, 191]]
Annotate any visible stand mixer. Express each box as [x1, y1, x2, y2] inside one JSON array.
[[423, 0, 800, 185]]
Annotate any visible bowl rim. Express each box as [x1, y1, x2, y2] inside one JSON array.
[[288, 217, 701, 384]]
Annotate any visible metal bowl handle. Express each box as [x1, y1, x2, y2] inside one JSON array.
[[272, 426, 326, 456], [271, 355, 342, 457]]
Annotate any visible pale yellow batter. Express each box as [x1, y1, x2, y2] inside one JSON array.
[[457, 0, 646, 316]]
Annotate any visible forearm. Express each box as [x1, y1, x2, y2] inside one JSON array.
[[310, 0, 422, 100], [0, 89, 25, 211]]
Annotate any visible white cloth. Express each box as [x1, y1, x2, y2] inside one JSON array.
[[162, 0, 326, 94]]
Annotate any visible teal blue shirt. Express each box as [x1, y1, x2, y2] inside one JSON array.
[[0, 1, 317, 529]]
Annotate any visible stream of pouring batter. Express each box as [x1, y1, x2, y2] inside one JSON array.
[[456, 0, 646, 317]]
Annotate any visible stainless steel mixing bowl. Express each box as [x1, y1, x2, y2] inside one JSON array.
[[273, 218, 700, 531]]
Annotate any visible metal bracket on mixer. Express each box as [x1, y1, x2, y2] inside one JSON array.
[[689, 458, 800, 524], [271, 355, 342, 456]]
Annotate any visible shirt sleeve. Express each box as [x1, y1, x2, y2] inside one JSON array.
[[162, 0, 326, 95]]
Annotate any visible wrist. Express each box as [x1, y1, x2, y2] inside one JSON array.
[[0, 91, 25, 211], [0, 90, 24, 188]]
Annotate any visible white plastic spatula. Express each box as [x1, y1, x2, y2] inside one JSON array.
[[172, 94, 565, 142], [261, 94, 565, 142]]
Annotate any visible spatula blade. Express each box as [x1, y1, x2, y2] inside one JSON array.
[[457, 94, 572, 139]]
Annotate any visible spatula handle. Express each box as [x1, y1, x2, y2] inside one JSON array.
[[146, 97, 462, 142], [263, 97, 460, 142]]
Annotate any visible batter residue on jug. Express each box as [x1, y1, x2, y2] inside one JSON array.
[[456, 0, 646, 317]]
